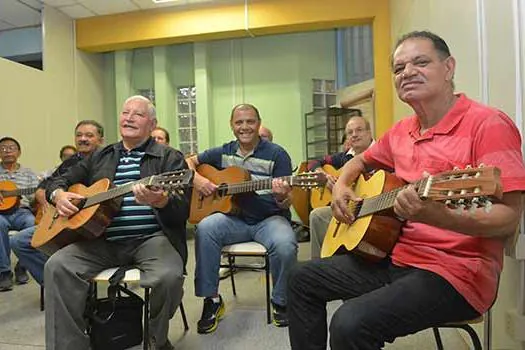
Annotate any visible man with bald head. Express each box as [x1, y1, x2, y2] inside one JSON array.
[[259, 125, 273, 142], [44, 96, 190, 350]]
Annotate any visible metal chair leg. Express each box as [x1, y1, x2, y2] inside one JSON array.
[[228, 255, 237, 296], [483, 309, 492, 350], [432, 327, 444, 350], [40, 285, 45, 311], [179, 301, 189, 331], [265, 254, 271, 324], [144, 287, 150, 350], [458, 324, 482, 350]]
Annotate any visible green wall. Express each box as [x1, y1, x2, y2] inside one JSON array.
[[111, 30, 336, 166]]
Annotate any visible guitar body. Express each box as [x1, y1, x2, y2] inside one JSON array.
[[321, 170, 404, 262], [0, 180, 21, 212], [291, 161, 311, 226], [32, 179, 121, 256], [34, 204, 43, 225], [189, 164, 250, 224], [310, 165, 341, 209]]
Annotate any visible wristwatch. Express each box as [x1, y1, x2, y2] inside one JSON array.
[[50, 189, 60, 204]]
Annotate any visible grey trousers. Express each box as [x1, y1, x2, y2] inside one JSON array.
[[309, 206, 333, 259], [44, 233, 184, 350]]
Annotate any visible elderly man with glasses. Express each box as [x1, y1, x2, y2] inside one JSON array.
[[0, 137, 40, 291]]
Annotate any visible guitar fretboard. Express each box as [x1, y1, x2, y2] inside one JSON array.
[[222, 175, 296, 195], [0, 187, 38, 197], [83, 176, 156, 208], [356, 178, 427, 218]]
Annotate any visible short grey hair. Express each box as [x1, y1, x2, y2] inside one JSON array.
[[124, 95, 157, 119]]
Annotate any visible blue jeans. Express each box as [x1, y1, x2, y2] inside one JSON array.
[[194, 213, 297, 306], [10, 226, 47, 285], [0, 208, 35, 273]]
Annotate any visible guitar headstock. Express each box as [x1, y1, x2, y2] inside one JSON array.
[[292, 172, 328, 189], [149, 170, 194, 193], [419, 165, 502, 212]]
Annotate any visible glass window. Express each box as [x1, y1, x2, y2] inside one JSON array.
[[177, 85, 198, 156]]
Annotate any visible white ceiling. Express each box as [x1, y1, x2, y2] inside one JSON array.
[[0, 0, 237, 31]]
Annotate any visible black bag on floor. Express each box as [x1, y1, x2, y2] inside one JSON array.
[[86, 267, 144, 350]]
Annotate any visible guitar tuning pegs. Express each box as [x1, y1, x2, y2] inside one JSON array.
[[455, 205, 465, 214], [478, 163, 485, 168], [484, 200, 493, 213], [465, 164, 472, 169], [455, 199, 466, 213], [469, 199, 479, 214]]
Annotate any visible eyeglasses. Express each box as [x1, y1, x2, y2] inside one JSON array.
[[0, 145, 19, 152]]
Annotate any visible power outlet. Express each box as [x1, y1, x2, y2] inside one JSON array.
[[505, 309, 525, 341]]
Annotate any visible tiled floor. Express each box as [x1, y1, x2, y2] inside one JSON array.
[[0, 238, 469, 350]]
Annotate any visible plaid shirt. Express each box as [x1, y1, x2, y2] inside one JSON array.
[[0, 164, 40, 209]]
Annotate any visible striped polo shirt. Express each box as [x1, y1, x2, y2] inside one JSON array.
[[363, 93, 525, 313], [197, 139, 293, 224], [0, 164, 40, 209], [105, 144, 160, 240]]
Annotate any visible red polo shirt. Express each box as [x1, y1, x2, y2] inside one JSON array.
[[363, 94, 525, 313]]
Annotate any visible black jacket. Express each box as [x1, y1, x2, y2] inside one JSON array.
[[45, 138, 191, 266]]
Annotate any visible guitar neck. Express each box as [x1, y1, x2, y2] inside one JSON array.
[[0, 187, 38, 198], [83, 176, 153, 208], [356, 178, 426, 218], [223, 175, 296, 195]]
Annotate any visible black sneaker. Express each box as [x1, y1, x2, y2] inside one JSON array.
[[0, 271, 13, 292], [272, 302, 289, 327], [197, 295, 225, 334], [14, 262, 29, 285]]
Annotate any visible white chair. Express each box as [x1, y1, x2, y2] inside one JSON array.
[[221, 242, 271, 324], [91, 267, 189, 350]]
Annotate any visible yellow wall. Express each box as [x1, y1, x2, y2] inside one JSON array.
[[0, 6, 106, 173], [391, 1, 521, 349]]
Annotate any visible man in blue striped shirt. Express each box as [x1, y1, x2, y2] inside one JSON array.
[[44, 96, 190, 350], [186, 104, 298, 333]]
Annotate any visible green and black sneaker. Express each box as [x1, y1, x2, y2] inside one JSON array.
[[197, 295, 225, 334], [272, 302, 289, 327]]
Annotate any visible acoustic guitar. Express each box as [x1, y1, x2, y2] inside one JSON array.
[[321, 166, 502, 262], [309, 164, 341, 209], [189, 164, 327, 224], [31, 170, 193, 256], [0, 180, 38, 213]]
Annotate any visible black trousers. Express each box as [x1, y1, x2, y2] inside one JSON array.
[[287, 254, 480, 350]]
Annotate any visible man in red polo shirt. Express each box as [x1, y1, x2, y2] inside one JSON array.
[[287, 30, 525, 350]]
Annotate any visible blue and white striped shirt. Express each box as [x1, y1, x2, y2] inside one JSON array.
[[105, 148, 161, 240]]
